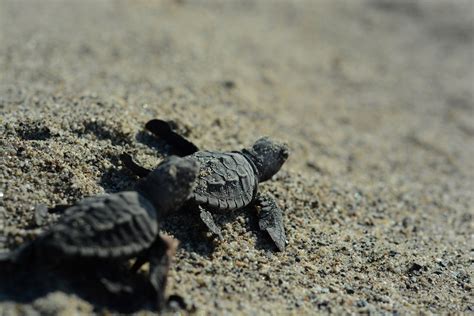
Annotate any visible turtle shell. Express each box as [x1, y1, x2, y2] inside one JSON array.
[[36, 191, 158, 259], [187, 151, 258, 211]]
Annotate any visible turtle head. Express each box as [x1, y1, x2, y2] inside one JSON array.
[[138, 156, 199, 214], [243, 137, 289, 182]]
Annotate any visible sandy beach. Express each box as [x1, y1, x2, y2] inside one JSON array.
[[1, 0, 473, 314]]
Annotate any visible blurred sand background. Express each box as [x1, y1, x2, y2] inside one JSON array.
[[0, 0, 473, 314]]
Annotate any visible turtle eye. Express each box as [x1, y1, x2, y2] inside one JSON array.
[[281, 148, 289, 160]]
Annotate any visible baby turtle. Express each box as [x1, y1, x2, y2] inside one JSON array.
[[0, 156, 199, 310], [121, 119, 289, 251]]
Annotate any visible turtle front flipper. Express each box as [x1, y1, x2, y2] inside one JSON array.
[[145, 119, 199, 157], [148, 234, 178, 311], [255, 193, 286, 251], [198, 206, 223, 239]]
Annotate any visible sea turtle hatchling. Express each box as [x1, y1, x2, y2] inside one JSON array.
[[121, 119, 289, 251], [0, 156, 199, 310]]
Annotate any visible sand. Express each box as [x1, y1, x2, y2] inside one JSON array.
[[0, 0, 473, 314]]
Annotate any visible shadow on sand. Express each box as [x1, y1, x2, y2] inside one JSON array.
[[0, 260, 156, 313]]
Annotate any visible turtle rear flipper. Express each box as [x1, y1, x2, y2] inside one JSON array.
[[34, 204, 49, 227], [256, 194, 286, 251], [120, 153, 152, 178], [145, 119, 199, 156], [199, 206, 223, 239], [34, 203, 77, 228]]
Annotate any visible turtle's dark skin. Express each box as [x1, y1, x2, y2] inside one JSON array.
[[0, 156, 199, 310], [121, 119, 289, 251]]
